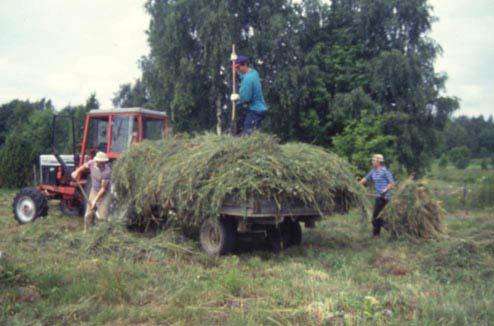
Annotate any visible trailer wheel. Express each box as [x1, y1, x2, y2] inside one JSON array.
[[289, 221, 302, 246], [280, 220, 302, 247], [200, 218, 236, 255], [12, 187, 48, 224]]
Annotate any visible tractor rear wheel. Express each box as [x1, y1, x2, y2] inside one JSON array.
[[12, 188, 48, 224], [200, 218, 236, 255]]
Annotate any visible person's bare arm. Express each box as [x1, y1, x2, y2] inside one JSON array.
[[381, 182, 395, 195], [359, 178, 367, 186], [71, 163, 89, 180]]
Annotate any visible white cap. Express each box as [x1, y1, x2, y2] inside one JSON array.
[[94, 151, 109, 162], [372, 154, 384, 163]]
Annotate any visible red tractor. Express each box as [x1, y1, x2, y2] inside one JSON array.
[[13, 108, 169, 224]]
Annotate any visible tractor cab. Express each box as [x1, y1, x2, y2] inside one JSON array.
[[81, 108, 168, 163], [12, 107, 169, 224]]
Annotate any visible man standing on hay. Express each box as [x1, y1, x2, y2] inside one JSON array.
[[71, 152, 112, 230], [230, 55, 267, 135], [360, 154, 396, 237]]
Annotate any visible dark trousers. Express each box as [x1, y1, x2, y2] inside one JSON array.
[[242, 110, 265, 135], [372, 197, 389, 235]]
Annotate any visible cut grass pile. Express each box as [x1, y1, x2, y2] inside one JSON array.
[[112, 133, 368, 230], [381, 179, 446, 239]]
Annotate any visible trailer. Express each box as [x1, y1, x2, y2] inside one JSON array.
[[199, 196, 322, 255]]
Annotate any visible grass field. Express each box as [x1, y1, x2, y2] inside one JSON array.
[[1, 185, 493, 325]]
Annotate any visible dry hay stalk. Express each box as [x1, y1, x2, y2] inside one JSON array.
[[112, 133, 368, 230], [381, 179, 446, 239]]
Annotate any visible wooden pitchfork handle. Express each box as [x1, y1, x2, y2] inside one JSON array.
[[230, 44, 238, 135]]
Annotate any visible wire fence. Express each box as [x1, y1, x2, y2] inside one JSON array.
[[429, 175, 494, 212]]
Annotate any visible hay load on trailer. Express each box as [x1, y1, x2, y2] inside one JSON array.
[[112, 133, 368, 254]]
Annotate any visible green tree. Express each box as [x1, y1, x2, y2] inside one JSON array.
[[142, 0, 232, 132], [478, 147, 489, 159], [301, 0, 458, 175], [0, 106, 53, 188], [438, 154, 448, 168], [85, 93, 100, 110], [0, 94, 105, 188], [369, 48, 458, 175], [142, 0, 302, 134], [0, 131, 33, 187], [449, 146, 471, 170], [112, 79, 148, 108], [480, 159, 488, 170], [296, 1, 371, 144], [333, 111, 396, 175], [138, 0, 458, 175], [0, 99, 53, 147], [0, 101, 17, 146], [441, 115, 494, 158], [296, 0, 457, 175]]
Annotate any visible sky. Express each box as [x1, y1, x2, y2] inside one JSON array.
[[0, 0, 149, 109], [0, 1, 492, 117], [430, 0, 494, 117]]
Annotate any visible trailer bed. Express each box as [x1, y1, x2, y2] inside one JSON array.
[[220, 196, 322, 219]]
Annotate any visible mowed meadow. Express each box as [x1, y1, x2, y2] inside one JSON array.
[[1, 163, 493, 325]]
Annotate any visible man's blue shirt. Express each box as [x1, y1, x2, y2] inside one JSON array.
[[238, 69, 267, 113], [365, 167, 395, 199]]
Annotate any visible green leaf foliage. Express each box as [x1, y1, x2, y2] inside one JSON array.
[[438, 155, 448, 168], [449, 146, 471, 170], [136, 0, 459, 175], [440, 116, 494, 159], [0, 95, 98, 188], [333, 111, 396, 175], [0, 109, 52, 188], [480, 159, 489, 171]]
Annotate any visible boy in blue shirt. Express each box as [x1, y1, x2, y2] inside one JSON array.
[[360, 154, 396, 237], [230, 56, 267, 135]]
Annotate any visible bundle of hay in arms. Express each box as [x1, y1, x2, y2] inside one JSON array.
[[112, 133, 368, 231], [381, 179, 446, 239]]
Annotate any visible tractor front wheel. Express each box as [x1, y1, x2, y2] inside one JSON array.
[[12, 188, 48, 224], [200, 218, 236, 255]]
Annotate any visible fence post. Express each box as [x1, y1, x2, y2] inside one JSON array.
[[461, 181, 467, 213]]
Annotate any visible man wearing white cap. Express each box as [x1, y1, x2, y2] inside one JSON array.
[[360, 154, 395, 237], [71, 151, 112, 225]]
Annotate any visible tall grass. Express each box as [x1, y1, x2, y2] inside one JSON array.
[[427, 160, 494, 211]]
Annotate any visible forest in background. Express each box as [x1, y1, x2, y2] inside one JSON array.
[[0, 0, 493, 188]]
